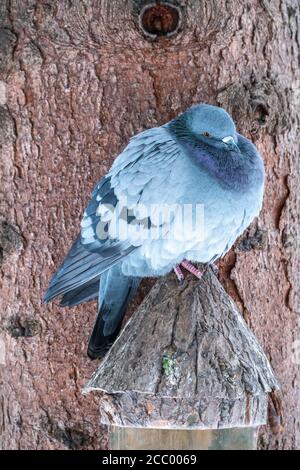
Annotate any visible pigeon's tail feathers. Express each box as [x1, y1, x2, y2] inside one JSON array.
[[86, 315, 122, 360], [44, 235, 135, 303], [59, 278, 100, 307], [87, 265, 140, 360]]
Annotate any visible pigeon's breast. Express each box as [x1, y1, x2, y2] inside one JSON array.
[[120, 166, 263, 277], [118, 131, 264, 277]]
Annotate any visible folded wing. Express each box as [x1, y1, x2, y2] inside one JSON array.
[[44, 127, 181, 303]]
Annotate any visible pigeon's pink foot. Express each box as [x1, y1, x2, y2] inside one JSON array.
[[173, 264, 185, 284], [173, 260, 203, 283], [181, 260, 203, 279]]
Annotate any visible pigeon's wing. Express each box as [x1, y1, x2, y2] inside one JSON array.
[[109, 126, 184, 230], [44, 126, 181, 302], [44, 176, 136, 302]]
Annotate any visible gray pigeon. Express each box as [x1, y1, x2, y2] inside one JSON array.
[[44, 104, 265, 359]]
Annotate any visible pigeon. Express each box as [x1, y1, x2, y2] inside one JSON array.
[[44, 104, 265, 359]]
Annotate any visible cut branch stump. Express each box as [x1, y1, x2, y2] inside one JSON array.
[[83, 267, 279, 449]]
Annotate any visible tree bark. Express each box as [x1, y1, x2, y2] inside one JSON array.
[[0, 0, 299, 450]]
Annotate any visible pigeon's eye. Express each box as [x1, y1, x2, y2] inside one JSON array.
[[202, 131, 212, 138]]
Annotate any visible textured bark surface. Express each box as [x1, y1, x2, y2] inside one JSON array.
[[0, 0, 299, 450], [85, 268, 278, 430]]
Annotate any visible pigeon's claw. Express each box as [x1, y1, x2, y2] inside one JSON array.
[[174, 260, 204, 283], [173, 264, 185, 284], [181, 260, 203, 279]]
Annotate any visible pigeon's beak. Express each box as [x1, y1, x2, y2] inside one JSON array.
[[222, 136, 239, 152]]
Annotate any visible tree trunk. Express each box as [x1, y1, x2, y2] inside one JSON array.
[[0, 0, 299, 450]]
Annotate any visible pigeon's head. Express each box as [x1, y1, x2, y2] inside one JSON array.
[[170, 104, 239, 152]]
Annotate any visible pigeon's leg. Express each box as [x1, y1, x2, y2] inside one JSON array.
[[181, 260, 203, 279], [173, 264, 185, 284]]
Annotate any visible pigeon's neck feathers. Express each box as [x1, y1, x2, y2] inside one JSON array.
[[167, 117, 264, 192], [182, 140, 255, 191]]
